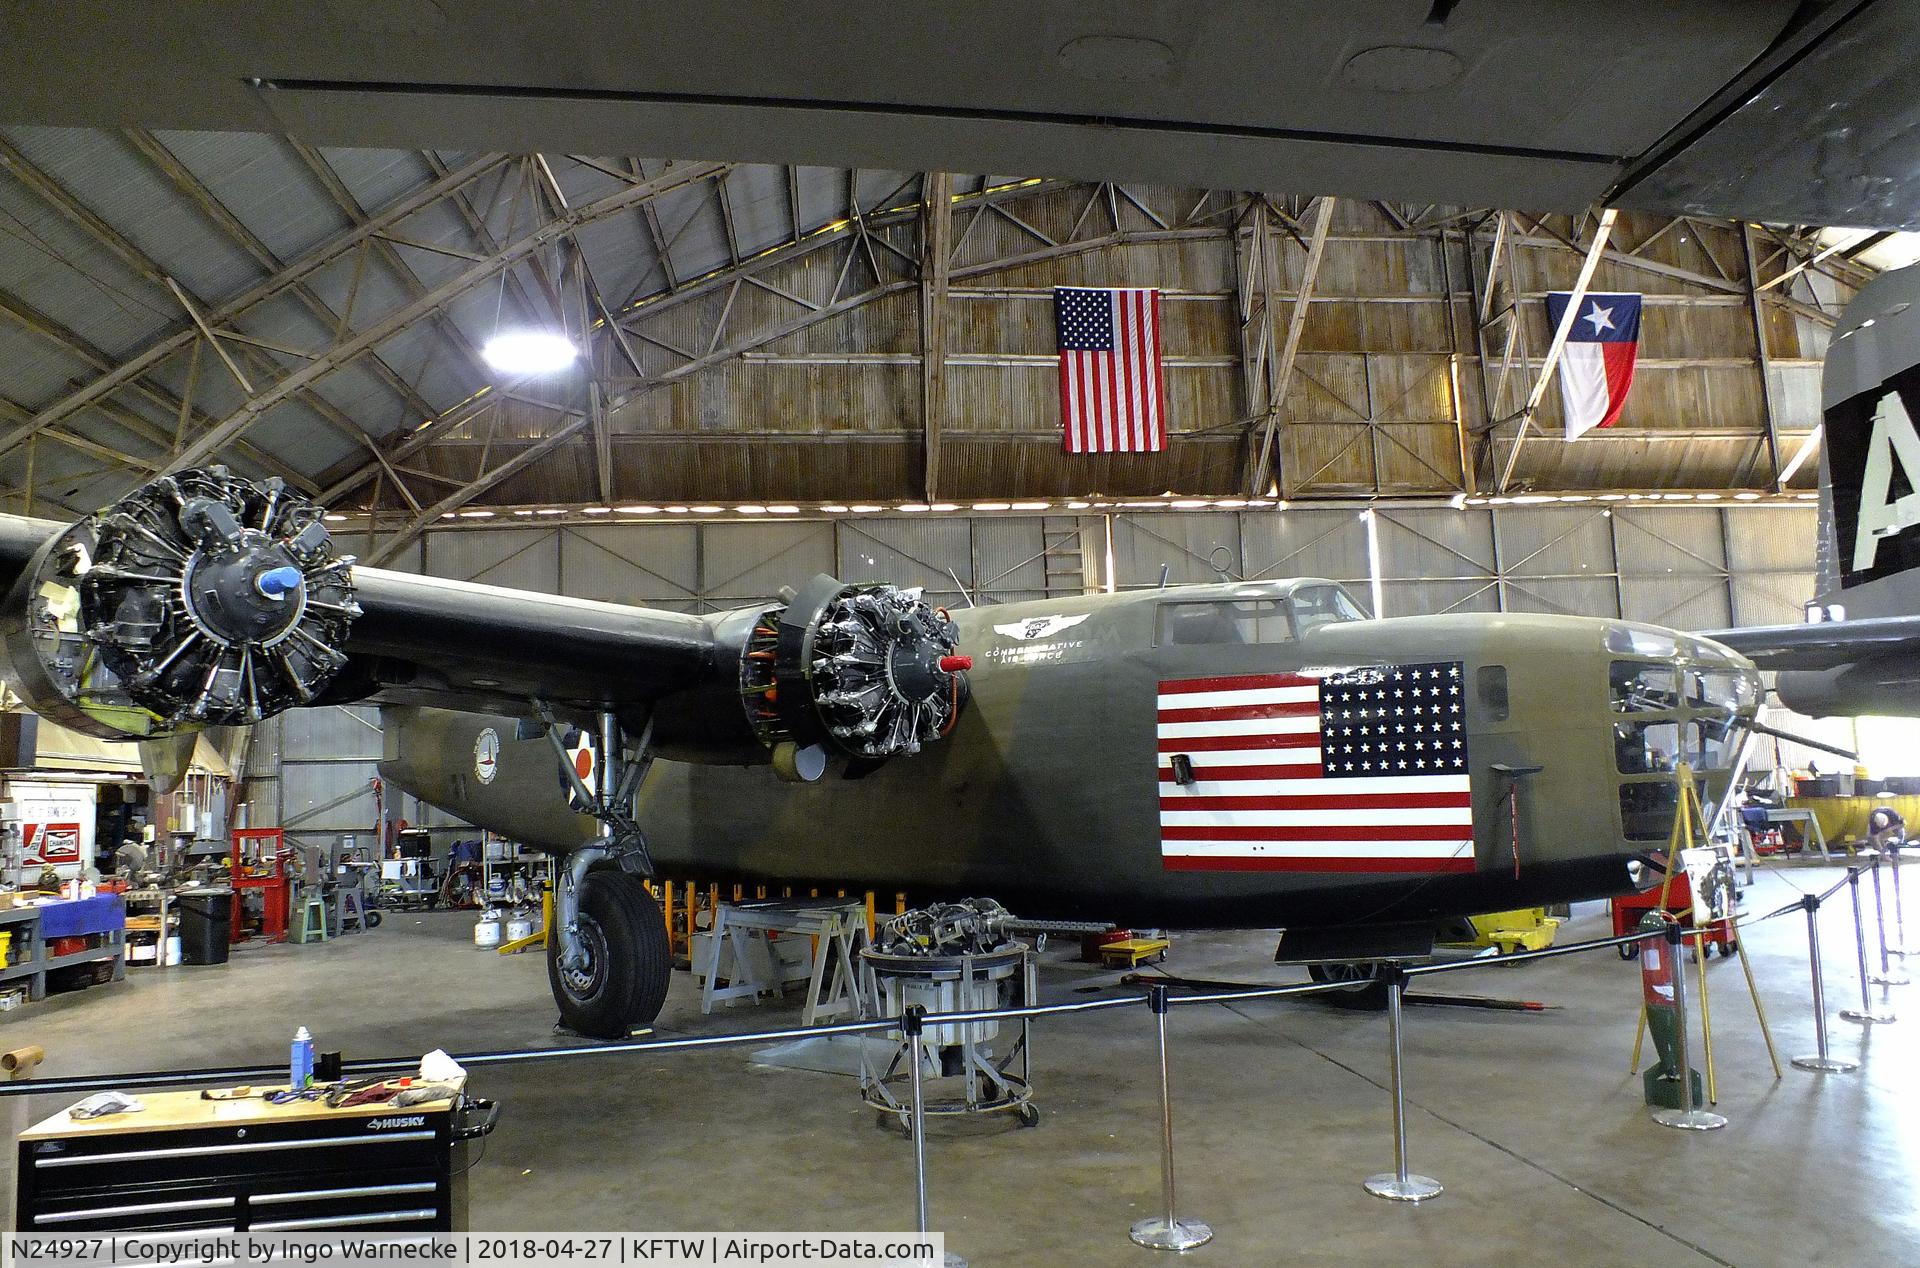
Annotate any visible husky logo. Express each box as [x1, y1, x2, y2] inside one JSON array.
[[1853, 389, 1920, 573], [368, 1115, 427, 1130], [994, 613, 1091, 641]]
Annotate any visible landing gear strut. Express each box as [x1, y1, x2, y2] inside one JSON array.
[[539, 706, 672, 1039]]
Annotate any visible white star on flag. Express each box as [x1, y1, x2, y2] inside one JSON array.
[[1583, 303, 1615, 334]]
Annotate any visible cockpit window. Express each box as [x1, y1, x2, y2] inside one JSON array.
[[1610, 662, 1679, 713], [1685, 667, 1754, 711], [1155, 599, 1292, 646], [1290, 585, 1369, 632]]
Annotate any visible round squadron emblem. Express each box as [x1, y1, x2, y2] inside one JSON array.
[[473, 727, 501, 785]]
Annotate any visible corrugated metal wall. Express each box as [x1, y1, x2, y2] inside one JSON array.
[[244, 505, 1819, 843]]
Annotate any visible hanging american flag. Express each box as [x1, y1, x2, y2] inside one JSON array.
[[1055, 286, 1166, 453], [1156, 663, 1475, 873]]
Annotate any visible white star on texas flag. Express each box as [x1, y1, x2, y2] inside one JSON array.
[[1582, 303, 1616, 334]]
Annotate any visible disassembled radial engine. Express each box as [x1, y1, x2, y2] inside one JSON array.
[[0, 467, 360, 738], [876, 899, 1018, 956], [739, 572, 970, 775]]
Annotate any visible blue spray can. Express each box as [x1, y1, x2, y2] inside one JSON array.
[[290, 1026, 314, 1089]]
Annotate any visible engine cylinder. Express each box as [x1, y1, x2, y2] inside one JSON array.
[[0, 468, 361, 738]]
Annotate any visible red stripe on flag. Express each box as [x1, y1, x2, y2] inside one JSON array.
[[1163, 856, 1477, 874], [1158, 673, 1319, 694], [1160, 824, 1473, 843], [1160, 791, 1472, 811], [1160, 763, 1325, 782], [1121, 288, 1128, 451], [1156, 700, 1320, 724], [1147, 289, 1164, 450], [1157, 733, 1319, 754], [1599, 341, 1637, 429]]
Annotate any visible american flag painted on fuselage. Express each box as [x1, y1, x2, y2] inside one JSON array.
[[1157, 663, 1475, 874]]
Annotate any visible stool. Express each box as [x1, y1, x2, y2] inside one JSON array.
[[294, 891, 330, 944], [334, 886, 367, 935]]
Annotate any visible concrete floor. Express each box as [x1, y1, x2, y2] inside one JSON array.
[[5, 863, 1918, 1266]]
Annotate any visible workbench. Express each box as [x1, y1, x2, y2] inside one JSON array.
[[0, 897, 127, 1003], [15, 1082, 495, 1232]]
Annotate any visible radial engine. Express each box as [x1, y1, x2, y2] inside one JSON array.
[[0, 467, 360, 738]]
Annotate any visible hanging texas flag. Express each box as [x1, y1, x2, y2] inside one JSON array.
[[1055, 286, 1166, 453], [1546, 291, 1642, 439], [1156, 663, 1474, 874]]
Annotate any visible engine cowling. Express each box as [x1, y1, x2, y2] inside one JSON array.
[[737, 574, 970, 776], [0, 468, 361, 739]]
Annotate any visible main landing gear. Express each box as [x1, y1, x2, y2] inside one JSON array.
[[539, 706, 672, 1040]]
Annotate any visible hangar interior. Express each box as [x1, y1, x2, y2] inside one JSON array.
[[0, 14, 1916, 1265]]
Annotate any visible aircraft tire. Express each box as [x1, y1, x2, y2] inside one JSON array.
[[1307, 961, 1391, 1010], [548, 869, 671, 1039]]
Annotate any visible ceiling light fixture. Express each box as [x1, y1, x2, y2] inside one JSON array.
[[481, 331, 578, 375]]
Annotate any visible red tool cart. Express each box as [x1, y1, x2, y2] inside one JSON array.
[[1611, 870, 1737, 960]]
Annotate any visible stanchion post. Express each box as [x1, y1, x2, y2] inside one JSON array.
[[1652, 923, 1727, 1130], [1891, 845, 1909, 955], [1791, 895, 1859, 1073], [1365, 966, 1443, 1201], [1129, 986, 1213, 1251], [1842, 867, 1894, 1023], [903, 1007, 967, 1268], [1868, 855, 1907, 986]]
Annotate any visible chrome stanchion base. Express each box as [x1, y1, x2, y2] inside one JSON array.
[[1129, 1218, 1213, 1251], [1840, 1006, 1895, 1023], [1651, 1107, 1728, 1131], [1364, 1173, 1444, 1202], [1790, 1054, 1859, 1072]]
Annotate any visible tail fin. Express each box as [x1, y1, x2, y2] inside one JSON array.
[[1821, 262, 1920, 607]]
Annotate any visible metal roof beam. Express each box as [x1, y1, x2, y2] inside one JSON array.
[[0, 152, 507, 463], [168, 160, 727, 477], [123, 129, 442, 431]]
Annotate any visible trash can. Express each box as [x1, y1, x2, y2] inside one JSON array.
[[176, 888, 233, 966]]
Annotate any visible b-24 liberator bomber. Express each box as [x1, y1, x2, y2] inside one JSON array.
[[0, 473, 1760, 1036]]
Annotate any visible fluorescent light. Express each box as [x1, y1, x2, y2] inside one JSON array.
[[929, 503, 960, 512], [458, 509, 495, 518], [323, 513, 347, 522], [1067, 500, 1091, 509], [1170, 499, 1209, 509], [735, 505, 768, 515], [972, 502, 1011, 511], [1010, 502, 1050, 511], [899, 503, 931, 513], [850, 505, 883, 513], [768, 505, 800, 514], [692, 506, 723, 514], [481, 331, 578, 375], [665, 506, 690, 514], [535, 507, 565, 515], [616, 505, 660, 514], [1213, 499, 1247, 509], [822, 504, 850, 513], [581, 506, 611, 515]]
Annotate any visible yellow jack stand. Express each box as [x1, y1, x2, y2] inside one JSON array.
[[498, 882, 552, 956]]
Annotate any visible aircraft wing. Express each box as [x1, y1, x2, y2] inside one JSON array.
[[1698, 616, 1920, 672], [0, 472, 969, 768]]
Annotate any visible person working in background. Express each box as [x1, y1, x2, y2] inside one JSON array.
[[1869, 803, 1907, 853]]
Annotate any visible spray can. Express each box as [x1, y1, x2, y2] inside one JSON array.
[[290, 1026, 314, 1089]]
